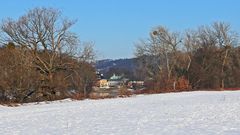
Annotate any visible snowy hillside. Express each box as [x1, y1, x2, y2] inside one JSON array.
[[1, 91, 240, 135]]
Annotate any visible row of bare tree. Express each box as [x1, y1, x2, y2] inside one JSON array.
[[0, 8, 96, 103], [135, 22, 240, 91], [1, 8, 240, 102]]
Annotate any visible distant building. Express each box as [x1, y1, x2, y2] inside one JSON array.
[[128, 81, 144, 90], [96, 73, 131, 89], [108, 74, 124, 87], [95, 71, 105, 88], [99, 79, 109, 88]]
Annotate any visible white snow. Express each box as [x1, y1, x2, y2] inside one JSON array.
[[1, 91, 240, 135]]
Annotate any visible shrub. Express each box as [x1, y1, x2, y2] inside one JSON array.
[[118, 86, 132, 97]]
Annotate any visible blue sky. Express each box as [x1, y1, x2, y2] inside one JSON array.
[[0, 0, 240, 59]]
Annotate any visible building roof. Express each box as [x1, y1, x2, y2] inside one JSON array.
[[109, 74, 122, 81]]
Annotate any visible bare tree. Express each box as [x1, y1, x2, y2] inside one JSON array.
[[78, 41, 96, 63], [0, 7, 78, 95], [151, 26, 182, 80], [212, 22, 238, 89], [0, 43, 39, 102], [135, 26, 182, 90], [184, 22, 238, 89], [184, 30, 200, 72]]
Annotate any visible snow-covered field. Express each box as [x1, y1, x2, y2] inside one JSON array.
[[1, 91, 240, 135]]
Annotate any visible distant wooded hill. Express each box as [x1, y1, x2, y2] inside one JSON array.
[[95, 58, 139, 80]]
